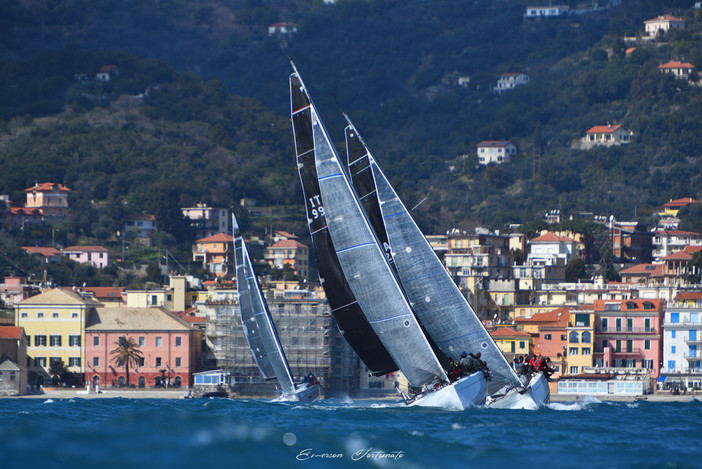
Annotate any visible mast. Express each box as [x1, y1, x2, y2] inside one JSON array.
[[293, 69, 449, 387], [290, 70, 398, 376], [234, 213, 296, 394]]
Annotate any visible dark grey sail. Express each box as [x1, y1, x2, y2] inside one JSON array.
[[235, 235, 295, 395], [290, 73, 397, 376], [369, 155, 524, 395], [299, 79, 449, 388]]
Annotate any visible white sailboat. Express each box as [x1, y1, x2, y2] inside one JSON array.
[[343, 120, 550, 410], [233, 214, 320, 402], [291, 67, 486, 410]]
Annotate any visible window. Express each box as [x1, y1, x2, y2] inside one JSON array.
[[175, 337, 182, 347], [570, 366, 579, 374], [626, 340, 633, 353], [519, 341, 525, 349], [615, 340, 621, 352], [582, 331, 591, 343], [155, 357, 162, 367], [645, 318, 651, 332], [569, 331, 579, 343], [569, 347, 579, 355], [36, 357, 47, 367], [582, 348, 591, 355], [72, 313, 78, 318], [37, 312, 44, 318], [671, 313, 679, 323], [627, 318, 633, 332], [668, 360, 676, 370], [672, 330, 676, 339], [151, 295, 158, 306], [69, 357, 80, 367], [616, 318, 622, 332], [139, 357, 144, 367], [672, 345, 676, 354], [69, 335, 81, 347], [644, 340, 650, 350], [93, 336, 99, 346], [93, 357, 99, 367], [139, 337, 145, 347], [175, 357, 182, 367], [602, 339, 608, 350], [561, 334, 567, 341], [35, 335, 47, 346], [52, 312, 59, 318], [643, 359, 653, 369], [156, 337, 162, 347], [50, 335, 62, 346], [544, 334, 552, 340], [602, 318, 608, 331]]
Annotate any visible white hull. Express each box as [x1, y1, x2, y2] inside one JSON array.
[[278, 383, 321, 402], [485, 372, 551, 410], [407, 372, 487, 410]]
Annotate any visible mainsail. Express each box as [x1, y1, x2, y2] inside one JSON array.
[[290, 73, 398, 376], [345, 123, 524, 396], [293, 71, 449, 388], [235, 233, 296, 395]]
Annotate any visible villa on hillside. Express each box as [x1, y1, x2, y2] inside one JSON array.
[[658, 61, 696, 81], [24, 182, 70, 221], [62, 246, 109, 269], [493, 73, 529, 94], [580, 125, 633, 149], [525, 5, 569, 18], [644, 15, 684, 36], [476, 141, 516, 165]]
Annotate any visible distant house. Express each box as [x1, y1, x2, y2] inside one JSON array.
[[652, 228, 702, 260], [80, 286, 125, 307], [494, 73, 529, 94], [96, 64, 118, 82], [268, 22, 297, 36], [264, 240, 309, 277], [581, 125, 632, 148], [9, 208, 43, 229], [0, 326, 28, 396], [644, 15, 684, 36], [490, 327, 532, 360], [125, 214, 157, 244], [62, 246, 109, 269], [476, 141, 517, 165], [525, 5, 569, 18], [658, 197, 700, 217], [193, 233, 234, 278], [22, 246, 63, 264], [619, 263, 664, 284], [24, 182, 70, 220], [657, 61, 696, 80], [182, 204, 230, 240]]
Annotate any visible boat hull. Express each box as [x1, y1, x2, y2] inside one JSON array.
[[408, 372, 487, 410], [277, 383, 321, 402], [485, 372, 551, 410]]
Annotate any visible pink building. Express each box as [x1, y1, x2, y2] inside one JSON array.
[[85, 307, 202, 389], [62, 246, 109, 268], [593, 299, 665, 378]]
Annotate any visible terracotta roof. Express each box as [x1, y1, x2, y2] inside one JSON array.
[[81, 286, 124, 299], [22, 246, 62, 256], [477, 140, 513, 148], [196, 233, 234, 243], [586, 125, 622, 134], [85, 307, 194, 331], [268, 240, 307, 249], [620, 263, 664, 275], [0, 326, 23, 339], [625, 47, 636, 54], [63, 246, 108, 252], [531, 232, 575, 243], [658, 61, 695, 70], [515, 307, 570, 325], [674, 292, 702, 301], [24, 182, 70, 193], [645, 15, 682, 23], [593, 299, 663, 312], [652, 229, 701, 237], [274, 230, 298, 239], [99, 65, 117, 73], [11, 207, 42, 215], [664, 197, 700, 208], [663, 251, 694, 261], [490, 327, 531, 338]]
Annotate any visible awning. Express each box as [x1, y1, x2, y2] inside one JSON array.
[[656, 376, 667, 382]]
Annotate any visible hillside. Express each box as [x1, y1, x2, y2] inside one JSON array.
[[0, 0, 701, 238]]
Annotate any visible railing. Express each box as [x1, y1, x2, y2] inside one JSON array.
[[594, 347, 643, 357], [683, 338, 702, 346], [595, 327, 658, 334], [684, 354, 702, 361]]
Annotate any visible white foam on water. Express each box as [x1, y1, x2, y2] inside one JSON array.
[[42, 399, 54, 404]]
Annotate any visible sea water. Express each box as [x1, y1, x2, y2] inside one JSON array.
[[1, 396, 701, 468]]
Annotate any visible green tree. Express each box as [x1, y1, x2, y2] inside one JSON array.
[[599, 243, 620, 282], [565, 258, 587, 282], [110, 337, 143, 387], [687, 251, 702, 285], [48, 359, 68, 386]]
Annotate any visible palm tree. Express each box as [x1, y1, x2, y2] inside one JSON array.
[[110, 337, 143, 387]]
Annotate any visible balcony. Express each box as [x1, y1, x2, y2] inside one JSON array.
[[595, 327, 658, 334], [684, 354, 702, 361], [683, 338, 702, 346], [594, 347, 643, 357]]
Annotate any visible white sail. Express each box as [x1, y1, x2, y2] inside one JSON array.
[[235, 235, 296, 395], [293, 71, 449, 388]]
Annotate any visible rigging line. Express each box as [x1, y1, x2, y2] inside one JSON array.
[[410, 197, 428, 212]]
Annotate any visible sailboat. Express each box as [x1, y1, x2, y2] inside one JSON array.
[[233, 214, 320, 402], [291, 66, 487, 410], [343, 120, 550, 409]]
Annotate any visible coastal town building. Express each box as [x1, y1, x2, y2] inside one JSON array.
[[192, 233, 234, 278], [490, 327, 532, 362], [182, 204, 230, 240], [124, 214, 157, 245], [658, 197, 699, 218], [525, 5, 569, 18], [15, 288, 101, 387], [652, 229, 702, 261], [607, 220, 653, 263], [79, 287, 125, 307], [22, 246, 62, 264], [660, 302, 702, 392], [565, 307, 595, 375], [657, 61, 696, 81], [443, 228, 513, 290], [580, 125, 633, 148], [24, 182, 70, 220], [62, 246, 109, 269], [0, 326, 28, 395], [644, 15, 684, 36], [476, 141, 517, 165], [0, 277, 40, 309], [264, 239, 310, 277], [84, 307, 202, 389], [493, 72, 529, 94]]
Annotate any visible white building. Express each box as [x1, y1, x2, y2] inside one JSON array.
[[494, 73, 530, 94], [652, 229, 702, 261], [525, 5, 569, 18], [657, 61, 696, 81], [660, 304, 702, 391], [476, 141, 517, 165], [644, 15, 684, 37], [581, 124, 633, 149]]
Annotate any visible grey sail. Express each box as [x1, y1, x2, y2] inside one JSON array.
[[369, 158, 523, 395], [307, 97, 448, 388], [235, 236, 296, 395]]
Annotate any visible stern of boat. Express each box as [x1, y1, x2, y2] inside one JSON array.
[[408, 371, 487, 410]]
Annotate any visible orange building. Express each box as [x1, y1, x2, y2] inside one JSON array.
[[192, 233, 234, 278]]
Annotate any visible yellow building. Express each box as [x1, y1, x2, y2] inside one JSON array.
[[565, 308, 595, 375], [490, 327, 531, 361], [15, 288, 101, 385]]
